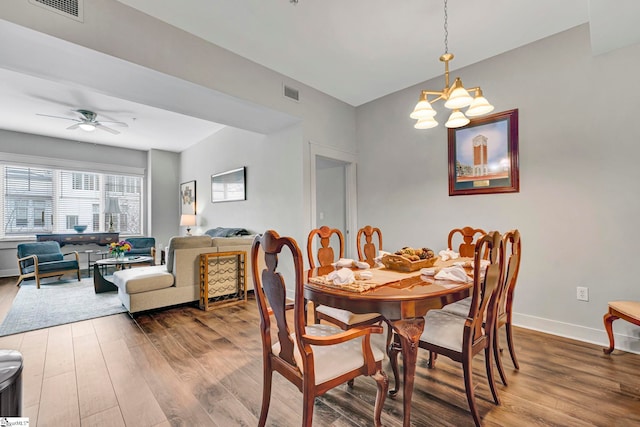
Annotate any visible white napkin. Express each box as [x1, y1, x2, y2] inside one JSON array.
[[434, 265, 471, 282], [374, 250, 391, 267], [454, 259, 490, 269], [333, 258, 355, 268], [420, 267, 436, 276], [356, 270, 373, 280], [327, 268, 355, 285], [354, 261, 370, 269], [438, 249, 460, 262]]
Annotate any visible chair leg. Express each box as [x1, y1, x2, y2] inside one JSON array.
[[387, 335, 401, 396], [76, 268, 81, 281], [36, 276, 41, 289], [494, 328, 508, 386], [372, 369, 389, 427], [427, 351, 438, 368], [258, 364, 273, 427], [462, 353, 482, 427], [485, 342, 500, 405], [505, 322, 519, 368], [301, 390, 314, 427], [603, 311, 618, 354]]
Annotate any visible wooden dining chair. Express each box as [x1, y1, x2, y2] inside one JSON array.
[[603, 301, 640, 354], [441, 229, 522, 385], [307, 226, 382, 329], [389, 231, 505, 427], [448, 226, 487, 258], [356, 225, 383, 267], [252, 230, 388, 427]]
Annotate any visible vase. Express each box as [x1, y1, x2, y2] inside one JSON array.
[[115, 252, 125, 260]]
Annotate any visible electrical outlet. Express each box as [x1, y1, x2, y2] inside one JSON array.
[[577, 286, 589, 302]]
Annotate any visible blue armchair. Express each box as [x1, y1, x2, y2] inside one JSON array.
[[125, 237, 156, 265], [16, 241, 81, 288]]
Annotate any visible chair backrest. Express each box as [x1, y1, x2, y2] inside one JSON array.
[[356, 225, 383, 267], [497, 230, 521, 322], [126, 237, 156, 255], [17, 241, 63, 268], [465, 231, 504, 347], [307, 226, 344, 269], [252, 230, 306, 372], [448, 226, 487, 258]]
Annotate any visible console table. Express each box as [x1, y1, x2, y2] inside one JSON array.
[[36, 232, 119, 247]]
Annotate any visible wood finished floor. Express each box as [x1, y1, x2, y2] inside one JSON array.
[[0, 277, 639, 426]]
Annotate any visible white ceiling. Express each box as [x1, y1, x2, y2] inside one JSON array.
[[1, 0, 639, 152]]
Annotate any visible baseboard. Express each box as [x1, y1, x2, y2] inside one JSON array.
[[0, 268, 18, 278], [513, 312, 640, 355]]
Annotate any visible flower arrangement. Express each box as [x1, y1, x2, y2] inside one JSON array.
[[109, 240, 132, 258]]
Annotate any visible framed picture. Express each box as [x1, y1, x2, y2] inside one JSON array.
[[180, 180, 196, 214], [448, 108, 519, 196], [211, 167, 246, 203]]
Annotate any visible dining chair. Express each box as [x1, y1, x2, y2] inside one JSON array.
[[307, 226, 382, 329], [252, 230, 388, 427], [441, 229, 522, 385], [389, 230, 505, 427], [448, 226, 487, 258], [356, 225, 383, 267], [603, 301, 640, 354]]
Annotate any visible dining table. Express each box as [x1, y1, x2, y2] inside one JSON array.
[[304, 261, 473, 427]]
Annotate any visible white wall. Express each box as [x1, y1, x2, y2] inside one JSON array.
[[356, 24, 640, 352], [148, 149, 180, 254]]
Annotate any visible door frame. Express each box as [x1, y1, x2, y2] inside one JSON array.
[[309, 142, 358, 258]]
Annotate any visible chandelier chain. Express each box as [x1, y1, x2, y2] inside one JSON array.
[[443, 0, 448, 54]]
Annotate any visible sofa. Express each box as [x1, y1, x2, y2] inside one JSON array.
[[112, 234, 256, 315]]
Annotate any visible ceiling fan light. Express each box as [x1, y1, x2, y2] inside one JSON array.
[[414, 117, 438, 129], [79, 122, 96, 132], [410, 99, 437, 119], [466, 91, 494, 117], [444, 78, 473, 109], [445, 110, 470, 128]]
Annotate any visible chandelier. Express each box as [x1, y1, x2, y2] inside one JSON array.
[[410, 0, 494, 129]]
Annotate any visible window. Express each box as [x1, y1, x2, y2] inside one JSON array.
[[1, 164, 143, 238]]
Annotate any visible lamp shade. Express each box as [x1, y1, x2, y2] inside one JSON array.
[[410, 96, 437, 119], [180, 214, 197, 227], [444, 78, 473, 109], [445, 110, 470, 128], [465, 92, 494, 117], [78, 122, 96, 132], [414, 117, 438, 129], [104, 198, 121, 214]]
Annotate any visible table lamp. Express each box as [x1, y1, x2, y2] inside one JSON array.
[[180, 214, 196, 236], [104, 197, 121, 232]]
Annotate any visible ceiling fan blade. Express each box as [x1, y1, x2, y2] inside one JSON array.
[[98, 120, 128, 127], [36, 113, 80, 122], [67, 123, 80, 130], [95, 123, 120, 135]]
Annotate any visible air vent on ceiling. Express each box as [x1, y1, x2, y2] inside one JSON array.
[[29, 0, 84, 22], [283, 84, 300, 102]]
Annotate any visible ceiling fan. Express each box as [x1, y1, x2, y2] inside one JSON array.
[[36, 109, 128, 135]]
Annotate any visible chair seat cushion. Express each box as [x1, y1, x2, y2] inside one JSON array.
[[421, 309, 467, 352], [316, 305, 381, 325], [112, 266, 174, 294], [609, 301, 640, 319], [441, 296, 471, 317], [22, 260, 79, 274], [272, 324, 385, 384]]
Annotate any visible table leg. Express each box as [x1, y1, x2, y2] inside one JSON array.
[[93, 264, 118, 293], [389, 317, 425, 427]]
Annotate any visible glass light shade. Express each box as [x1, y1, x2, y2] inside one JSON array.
[[445, 110, 470, 128], [79, 122, 96, 132], [466, 94, 494, 117], [414, 117, 438, 129], [444, 78, 473, 109], [410, 99, 436, 119]]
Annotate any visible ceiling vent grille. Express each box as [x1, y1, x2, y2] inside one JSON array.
[[283, 84, 300, 102], [29, 0, 83, 22]]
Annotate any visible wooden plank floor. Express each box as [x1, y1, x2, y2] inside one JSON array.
[[0, 277, 639, 426]]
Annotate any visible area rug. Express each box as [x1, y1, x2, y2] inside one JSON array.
[[0, 278, 127, 336]]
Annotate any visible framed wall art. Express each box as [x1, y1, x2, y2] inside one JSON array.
[[211, 167, 246, 203], [448, 108, 519, 196], [180, 180, 196, 214]]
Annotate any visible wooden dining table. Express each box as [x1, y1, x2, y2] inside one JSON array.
[[304, 264, 472, 427]]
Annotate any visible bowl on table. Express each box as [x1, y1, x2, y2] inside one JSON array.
[[73, 225, 87, 233]]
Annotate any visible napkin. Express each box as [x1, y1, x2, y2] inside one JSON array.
[[374, 251, 391, 267], [434, 265, 471, 282], [438, 249, 460, 262], [420, 267, 436, 276], [327, 268, 355, 285], [356, 270, 373, 280], [354, 261, 370, 269], [333, 258, 355, 268], [454, 259, 490, 269]]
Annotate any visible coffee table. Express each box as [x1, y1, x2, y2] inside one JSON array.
[[93, 256, 153, 293]]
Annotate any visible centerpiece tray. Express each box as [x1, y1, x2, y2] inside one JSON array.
[[381, 254, 438, 272]]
